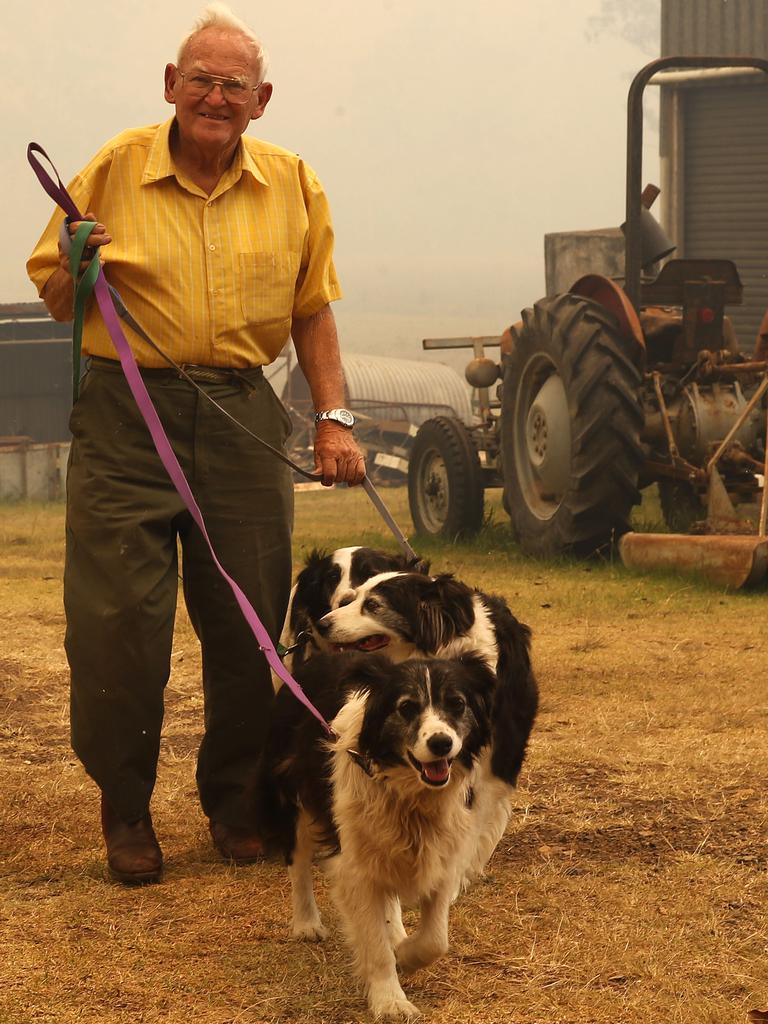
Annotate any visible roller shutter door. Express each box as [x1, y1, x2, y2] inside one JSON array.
[[683, 83, 768, 350]]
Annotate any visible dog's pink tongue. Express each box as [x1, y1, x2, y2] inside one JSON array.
[[423, 759, 450, 783], [357, 635, 389, 652]]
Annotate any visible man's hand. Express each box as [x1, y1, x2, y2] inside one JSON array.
[[58, 212, 112, 274], [314, 421, 367, 487], [43, 212, 113, 321]]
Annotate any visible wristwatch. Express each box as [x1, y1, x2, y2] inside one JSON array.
[[314, 408, 356, 428]]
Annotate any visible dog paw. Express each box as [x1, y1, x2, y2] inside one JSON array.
[[369, 994, 421, 1019], [395, 936, 448, 974], [291, 919, 328, 942]]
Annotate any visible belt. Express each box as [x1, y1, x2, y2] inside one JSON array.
[[88, 355, 264, 386]]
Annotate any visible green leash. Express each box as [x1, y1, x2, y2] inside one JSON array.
[[68, 220, 101, 402]]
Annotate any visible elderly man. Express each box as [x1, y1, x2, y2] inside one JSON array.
[[27, 3, 364, 884]]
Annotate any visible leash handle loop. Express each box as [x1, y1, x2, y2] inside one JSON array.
[[27, 144, 81, 220]]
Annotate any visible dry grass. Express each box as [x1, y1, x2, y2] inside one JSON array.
[[2, 489, 768, 1024]]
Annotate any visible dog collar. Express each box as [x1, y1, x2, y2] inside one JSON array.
[[346, 748, 375, 777], [275, 629, 312, 659]]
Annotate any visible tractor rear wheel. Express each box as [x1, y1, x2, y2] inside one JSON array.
[[501, 293, 644, 557], [408, 416, 484, 538]]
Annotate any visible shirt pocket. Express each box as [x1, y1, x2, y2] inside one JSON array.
[[238, 251, 300, 325]]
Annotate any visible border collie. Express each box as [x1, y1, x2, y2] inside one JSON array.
[[256, 650, 496, 1019], [312, 571, 539, 881], [278, 547, 428, 672]]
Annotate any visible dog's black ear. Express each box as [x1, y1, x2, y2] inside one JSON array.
[[413, 574, 474, 651], [293, 550, 326, 605], [304, 546, 330, 568], [406, 555, 431, 575], [355, 656, 408, 762], [291, 549, 338, 628], [494, 606, 533, 685], [485, 602, 538, 786], [344, 651, 392, 692], [456, 651, 497, 729]]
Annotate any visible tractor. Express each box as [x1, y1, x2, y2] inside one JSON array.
[[407, 56, 768, 583]]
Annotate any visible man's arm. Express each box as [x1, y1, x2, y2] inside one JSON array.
[[291, 304, 366, 486], [42, 267, 76, 322]]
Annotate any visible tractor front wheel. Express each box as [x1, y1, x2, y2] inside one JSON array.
[[408, 416, 484, 538]]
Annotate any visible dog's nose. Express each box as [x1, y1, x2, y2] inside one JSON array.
[[315, 615, 330, 636], [427, 733, 453, 757]]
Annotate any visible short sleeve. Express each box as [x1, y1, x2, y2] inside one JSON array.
[[292, 163, 342, 319]]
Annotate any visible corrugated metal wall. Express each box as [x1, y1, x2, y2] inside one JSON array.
[[661, 0, 768, 350], [0, 339, 73, 443], [662, 0, 768, 58], [683, 83, 768, 346]]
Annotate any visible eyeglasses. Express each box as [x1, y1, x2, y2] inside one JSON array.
[[177, 69, 261, 105]]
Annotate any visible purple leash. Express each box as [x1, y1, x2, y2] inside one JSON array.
[[27, 143, 336, 736]]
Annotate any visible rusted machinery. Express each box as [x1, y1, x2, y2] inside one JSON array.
[[407, 56, 768, 587]]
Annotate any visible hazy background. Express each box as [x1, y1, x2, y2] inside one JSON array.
[[6, 0, 660, 364]]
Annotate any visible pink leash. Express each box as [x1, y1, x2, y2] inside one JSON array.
[[27, 142, 335, 735]]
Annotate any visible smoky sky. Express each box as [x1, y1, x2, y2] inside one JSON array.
[[587, 0, 660, 53]]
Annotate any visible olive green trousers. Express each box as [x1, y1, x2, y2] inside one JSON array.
[[65, 360, 294, 825]]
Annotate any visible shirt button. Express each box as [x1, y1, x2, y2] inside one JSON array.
[[209, 244, 216, 251]]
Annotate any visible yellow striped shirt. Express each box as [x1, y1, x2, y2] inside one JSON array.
[[27, 118, 342, 368]]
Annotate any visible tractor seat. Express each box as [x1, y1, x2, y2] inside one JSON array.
[[641, 258, 743, 307]]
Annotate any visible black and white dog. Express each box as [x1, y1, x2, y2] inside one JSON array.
[[311, 570, 539, 881], [256, 650, 497, 1019], [278, 546, 428, 672]]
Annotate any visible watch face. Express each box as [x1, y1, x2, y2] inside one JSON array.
[[333, 409, 355, 427], [316, 408, 355, 427]]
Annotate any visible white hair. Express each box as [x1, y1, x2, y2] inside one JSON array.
[[177, 3, 270, 81]]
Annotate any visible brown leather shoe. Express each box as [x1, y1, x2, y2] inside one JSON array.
[[209, 821, 264, 864], [101, 796, 163, 885]]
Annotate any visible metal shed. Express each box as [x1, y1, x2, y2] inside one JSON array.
[[283, 351, 474, 427], [659, 0, 768, 348], [282, 351, 475, 482]]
